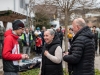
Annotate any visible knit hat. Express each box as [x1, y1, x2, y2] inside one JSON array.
[[36, 27, 40, 30], [12, 20, 25, 30]]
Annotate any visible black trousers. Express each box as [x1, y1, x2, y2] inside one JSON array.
[[60, 40, 63, 48], [69, 39, 72, 45], [36, 47, 42, 55]]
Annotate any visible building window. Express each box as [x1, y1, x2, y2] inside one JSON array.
[[20, 0, 25, 8]]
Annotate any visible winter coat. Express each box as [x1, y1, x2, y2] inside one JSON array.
[[41, 31, 45, 45], [41, 32, 63, 75], [2, 29, 22, 72], [35, 37, 42, 47], [57, 31, 63, 41], [92, 30, 98, 51], [63, 26, 95, 75]]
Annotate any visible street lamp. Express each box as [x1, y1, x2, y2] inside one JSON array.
[[25, 0, 29, 27]]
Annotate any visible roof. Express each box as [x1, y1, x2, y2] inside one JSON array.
[[0, 10, 28, 22]]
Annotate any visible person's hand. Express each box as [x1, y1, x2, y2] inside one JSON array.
[[25, 54, 29, 59], [63, 52, 69, 57], [27, 43, 29, 46], [65, 52, 69, 55], [21, 54, 29, 59], [44, 50, 49, 56], [38, 45, 40, 47]]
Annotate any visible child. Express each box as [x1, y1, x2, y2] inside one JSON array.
[[35, 34, 42, 55]]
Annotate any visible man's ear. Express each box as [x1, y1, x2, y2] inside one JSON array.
[[77, 25, 80, 30], [52, 35, 54, 39]]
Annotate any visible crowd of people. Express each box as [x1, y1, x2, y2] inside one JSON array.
[[18, 25, 64, 56], [0, 18, 99, 75]]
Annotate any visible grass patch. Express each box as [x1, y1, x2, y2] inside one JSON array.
[[20, 68, 100, 75], [20, 68, 39, 75], [95, 69, 100, 75]]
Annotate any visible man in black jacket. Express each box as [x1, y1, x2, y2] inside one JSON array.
[[41, 26, 46, 46], [57, 28, 63, 47], [63, 18, 95, 75]]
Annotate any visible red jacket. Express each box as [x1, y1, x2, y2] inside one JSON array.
[[35, 37, 42, 47], [2, 29, 22, 61]]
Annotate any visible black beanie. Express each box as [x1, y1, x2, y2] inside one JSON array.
[[12, 20, 25, 30]]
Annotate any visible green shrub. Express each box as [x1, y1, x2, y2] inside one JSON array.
[[63, 68, 69, 75], [20, 68, 100, 75], [95, 69, 100, 75], [20, 68, 39, 75]]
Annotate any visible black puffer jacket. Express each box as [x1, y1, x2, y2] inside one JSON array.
[[63, 26, 95, 75], [57, 31, 63, 40]]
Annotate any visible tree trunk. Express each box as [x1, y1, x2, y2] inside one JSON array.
[[64, 10, 68, 52], [82, 8, 85, 19], [64, 8, 70, 73]]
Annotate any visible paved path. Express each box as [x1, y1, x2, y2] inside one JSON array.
[[95, 56, 100, 70]]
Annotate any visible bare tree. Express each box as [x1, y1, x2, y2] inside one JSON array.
[[34, 4, 57, 19], [74, 0, 98, 19], [28, 0, 58, 28], [27, 0, 35, 27]]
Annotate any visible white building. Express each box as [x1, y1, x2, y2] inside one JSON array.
[[0, 0, 34, 30], [50, 18, 60, 30], [85, 12, 100, 18]]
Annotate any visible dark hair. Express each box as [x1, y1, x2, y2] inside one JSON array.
[[93, 26, 96, 28], [51, 25, 54, 27], [12, 20, 25, 30], [69, 28, 73, 31]]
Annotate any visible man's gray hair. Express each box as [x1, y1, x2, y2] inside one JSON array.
[[75, 18, 86, 27], [47, 29, 55, 35]]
